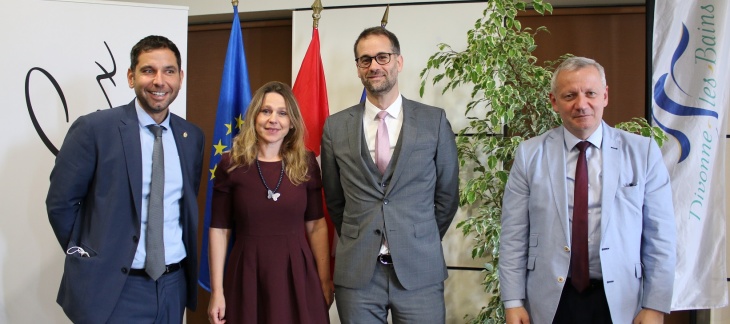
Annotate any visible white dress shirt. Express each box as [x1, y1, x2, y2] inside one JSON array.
[[563, 124, 604, 279], [362, 94, 404, 255]]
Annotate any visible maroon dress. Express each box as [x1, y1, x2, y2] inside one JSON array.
[[211, 152, 329, 324]]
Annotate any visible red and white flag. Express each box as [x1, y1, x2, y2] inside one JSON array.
[[293, 27, 336, 274]]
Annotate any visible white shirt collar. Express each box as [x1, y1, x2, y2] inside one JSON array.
[[135, 100, 171, 129], [563, 122, 603, 150], [364, 94, 403, 120]]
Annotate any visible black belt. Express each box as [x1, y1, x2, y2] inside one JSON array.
[[378, 254, 393, 265], [129, 262, 182, 277], [565, 277, 604, 291]]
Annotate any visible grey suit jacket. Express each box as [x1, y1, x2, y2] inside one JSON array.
[[46, 101, 205, 324], [321, 97, 459, 290], [499, 121, 676, 323]]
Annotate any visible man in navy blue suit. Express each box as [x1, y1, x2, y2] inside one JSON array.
[[46, 35, 204, 324]]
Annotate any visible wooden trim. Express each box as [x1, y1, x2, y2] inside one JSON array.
[[519, 5, 645, 17], [188, 19, 291, 32]]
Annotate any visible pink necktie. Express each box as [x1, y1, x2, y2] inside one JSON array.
[[571, 141, 590, 292], [375, 111, 391, 174]]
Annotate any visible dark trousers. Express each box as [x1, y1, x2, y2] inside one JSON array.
[[107, 269, 187, 324], [553, 278, 612, 324]]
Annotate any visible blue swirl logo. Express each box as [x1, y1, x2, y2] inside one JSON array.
[[652, 23, 718, 163]]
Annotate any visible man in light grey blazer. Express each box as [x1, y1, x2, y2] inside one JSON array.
[[499, 57, 676, 324], [321, 26, 459, 323]]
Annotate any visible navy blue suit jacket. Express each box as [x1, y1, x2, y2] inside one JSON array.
[[46, 101, 204, 324]]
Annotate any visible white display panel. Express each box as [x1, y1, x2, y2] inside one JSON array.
[[0, 0, 188, 322]]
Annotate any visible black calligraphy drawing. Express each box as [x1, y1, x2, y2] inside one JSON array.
[[26, 41, 116, 155], [96, 41, 117, 109], [25, 67, 68, 155]]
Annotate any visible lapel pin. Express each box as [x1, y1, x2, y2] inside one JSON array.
[[183, 131, 188, 138]]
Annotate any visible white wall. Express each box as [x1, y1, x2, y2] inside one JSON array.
[[0, 0, 188, 322], [110, 0, 644, 18]]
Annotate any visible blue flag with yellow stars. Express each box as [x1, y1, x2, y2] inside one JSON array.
[[198, 4, 252, 292]]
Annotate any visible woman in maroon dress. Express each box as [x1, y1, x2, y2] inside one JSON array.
[[207, 81, 333, 324]]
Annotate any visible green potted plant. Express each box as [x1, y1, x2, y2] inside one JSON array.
[[419, 0, 666, 322]]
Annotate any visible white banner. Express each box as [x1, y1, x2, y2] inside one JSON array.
[[652, 0, 729, 310], [0, 0, 187, 322]]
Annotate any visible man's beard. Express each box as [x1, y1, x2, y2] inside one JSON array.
[[361, 73, 395, 95], [360, 72, 397, 94]]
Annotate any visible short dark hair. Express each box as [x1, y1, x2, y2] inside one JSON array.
[[129, 35, 182, 71], [353, 26, 401, 58]]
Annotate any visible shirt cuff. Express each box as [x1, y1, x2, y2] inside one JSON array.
[[503, 299, 524, 309]]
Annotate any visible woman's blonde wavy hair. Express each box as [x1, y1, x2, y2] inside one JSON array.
[[227, 81, 309, 185]]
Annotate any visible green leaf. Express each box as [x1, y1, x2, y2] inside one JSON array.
[[466, 190, 477, 204], [487, 155, 498, 169], [545, 2, 554, 13], [533, 1, 544, 14]]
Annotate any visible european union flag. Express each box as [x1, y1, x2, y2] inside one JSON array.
[[198, 4, 252, 291]]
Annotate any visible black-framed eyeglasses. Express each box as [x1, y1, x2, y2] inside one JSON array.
[[355, 52, 398, 68]]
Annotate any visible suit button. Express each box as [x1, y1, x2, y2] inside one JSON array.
[[133, 236, 139, 243], [375, 229, 382, 235], [121, 267, 128, 274], [557, 276, 565, 283], [564, 246, 570, 252], [383, 199, 389, 205]]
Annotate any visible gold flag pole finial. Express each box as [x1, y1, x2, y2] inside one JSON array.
[[381, 4, 390, 27], [232, 0, 238, 7], [312, 0, 323, 28]]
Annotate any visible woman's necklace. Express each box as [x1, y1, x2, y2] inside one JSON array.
[[255, 158, 284, 201]]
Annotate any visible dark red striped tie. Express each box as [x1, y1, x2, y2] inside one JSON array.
[[571, 141, 590, 292]]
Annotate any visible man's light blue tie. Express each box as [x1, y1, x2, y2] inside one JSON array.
[[146, 125, 166, 280]]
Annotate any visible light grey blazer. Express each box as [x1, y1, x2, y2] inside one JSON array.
[[320, 97, 459, 290], [499, 121, 676, 324]]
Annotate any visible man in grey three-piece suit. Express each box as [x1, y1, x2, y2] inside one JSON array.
[[499, 57, 676, 324], [321, 27, 459, 323], [46, 35, 204, 324]]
